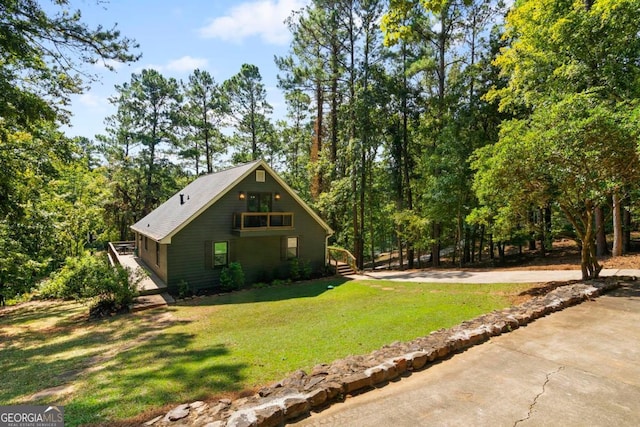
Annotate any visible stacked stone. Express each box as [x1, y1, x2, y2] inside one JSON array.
[[146, 277, 630, 427]]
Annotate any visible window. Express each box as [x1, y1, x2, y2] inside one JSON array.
[[248, 192, 272, 212], [156, 242, 160, 265], [214, 241, 228, 267], [144, 236, 148, 251], [256, 169, 266, 182], [287, 237, 298, 259], [247, 192, 272, 227]]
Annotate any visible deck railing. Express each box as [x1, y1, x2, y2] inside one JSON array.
[[233, 212, 294, 231], [107, 241, 136, 267], [328, 246, 359, 274]]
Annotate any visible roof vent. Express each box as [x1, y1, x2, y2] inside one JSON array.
[[180, 194, 185, 205]]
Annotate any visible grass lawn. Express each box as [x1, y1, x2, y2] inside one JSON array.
[[0, 278, 535, 426]]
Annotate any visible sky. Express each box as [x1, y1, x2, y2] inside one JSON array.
[[63, 0, 308, 139]]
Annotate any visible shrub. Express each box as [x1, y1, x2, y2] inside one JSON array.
[[177, 280, 192, 299], [301, 259, 313, 280], [271, 278, 292, 287], [39, 253, 137, 316], [220, 262, 244, 292], [289, 258, 313, 281], [289, 258, 300, 281]]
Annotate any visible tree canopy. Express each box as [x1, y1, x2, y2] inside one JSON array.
[[2, 0, 640, 298], [0, 0, 139, 132], [476, 0, 640, 278]]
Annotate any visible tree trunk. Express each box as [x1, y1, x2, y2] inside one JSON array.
[[612, 192, 623, 257], [489, 233, 494, 260], [431, 223, 441, 266], [576, 203, 602, 280], [623, 207, 631, 253], [397, 232, 404, 270], [544, 205, 552, 251], [478, 225, 485, 262], [498, 242, 505, 262], [538, 208, 546, 257], [471, 226, 477, 263], [463, 225, 471, 265], [595, 205, 608, 256], [310, 82, 323, 201]]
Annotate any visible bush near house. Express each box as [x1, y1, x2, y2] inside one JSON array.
[[38, 253, 137, 316], [289, 258, 312, 281], [220, 262, 245, 292]]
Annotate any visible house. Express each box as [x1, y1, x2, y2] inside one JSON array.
[[130, 160, 333, 293]]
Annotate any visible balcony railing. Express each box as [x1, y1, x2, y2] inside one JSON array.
[[233, 212, 294, 231]]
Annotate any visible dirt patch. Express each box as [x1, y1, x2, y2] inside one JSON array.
[[28, 384, 76, 401]]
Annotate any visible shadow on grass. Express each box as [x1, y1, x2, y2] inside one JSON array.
[[0, 300, 82, 325], [185, 277, 351, 307], [0, 304, 190, 406], [1, 300, 248, 426], [64, 331, 247, 426]]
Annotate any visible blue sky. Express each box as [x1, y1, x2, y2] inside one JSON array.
[[64, 0, 307, 139]]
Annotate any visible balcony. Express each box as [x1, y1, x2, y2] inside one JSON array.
[[233, 212, 294, 236]]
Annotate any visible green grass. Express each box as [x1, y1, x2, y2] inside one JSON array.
[[0, 278, 534, 426]]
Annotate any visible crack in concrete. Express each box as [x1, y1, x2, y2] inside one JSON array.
[[514, 366, 565, 427]]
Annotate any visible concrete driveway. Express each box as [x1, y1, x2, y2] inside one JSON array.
[[355, 268, 640, 283], [292, 282, 640, 426]]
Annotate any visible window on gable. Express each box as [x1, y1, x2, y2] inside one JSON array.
[[214, 241, 229, 267], [256, 169, 266, 182], [248, 192, 272, 212]]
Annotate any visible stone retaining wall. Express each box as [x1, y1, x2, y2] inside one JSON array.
[[145, 277, 632, 427]]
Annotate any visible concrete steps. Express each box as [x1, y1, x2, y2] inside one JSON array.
[[131, 292, 175, 312]]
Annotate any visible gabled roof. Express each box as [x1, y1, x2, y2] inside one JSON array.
[[131, 159, 333, 244]]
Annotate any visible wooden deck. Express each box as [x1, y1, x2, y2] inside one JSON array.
[[117, 254, 167, 295], [108, 242, 174, 310]]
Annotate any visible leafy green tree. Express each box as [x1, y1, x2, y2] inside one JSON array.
[[0, 1, 137, 298], [181, 69, 229, 174], [474, 94, 639, 279], [224, 64, 273, 161], [106, 69, 183, 216], [480, 0, 640, 278], [0, 0, 139, 135], [279, 90, 312, 192], [277, 0, 347, 200], [42, 160, 111, 258], [383, 0, 506, 266]]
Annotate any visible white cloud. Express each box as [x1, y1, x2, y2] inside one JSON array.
[[198, 0, 306, 45], [166, 56, 209, 72], [78, 92, 108, 109], [135, 56, 209, 74], [94, 58, 125, 71]]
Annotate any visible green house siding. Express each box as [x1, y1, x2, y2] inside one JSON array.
[[137, 234, 168, 284], [164, 168, 329, 292]]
